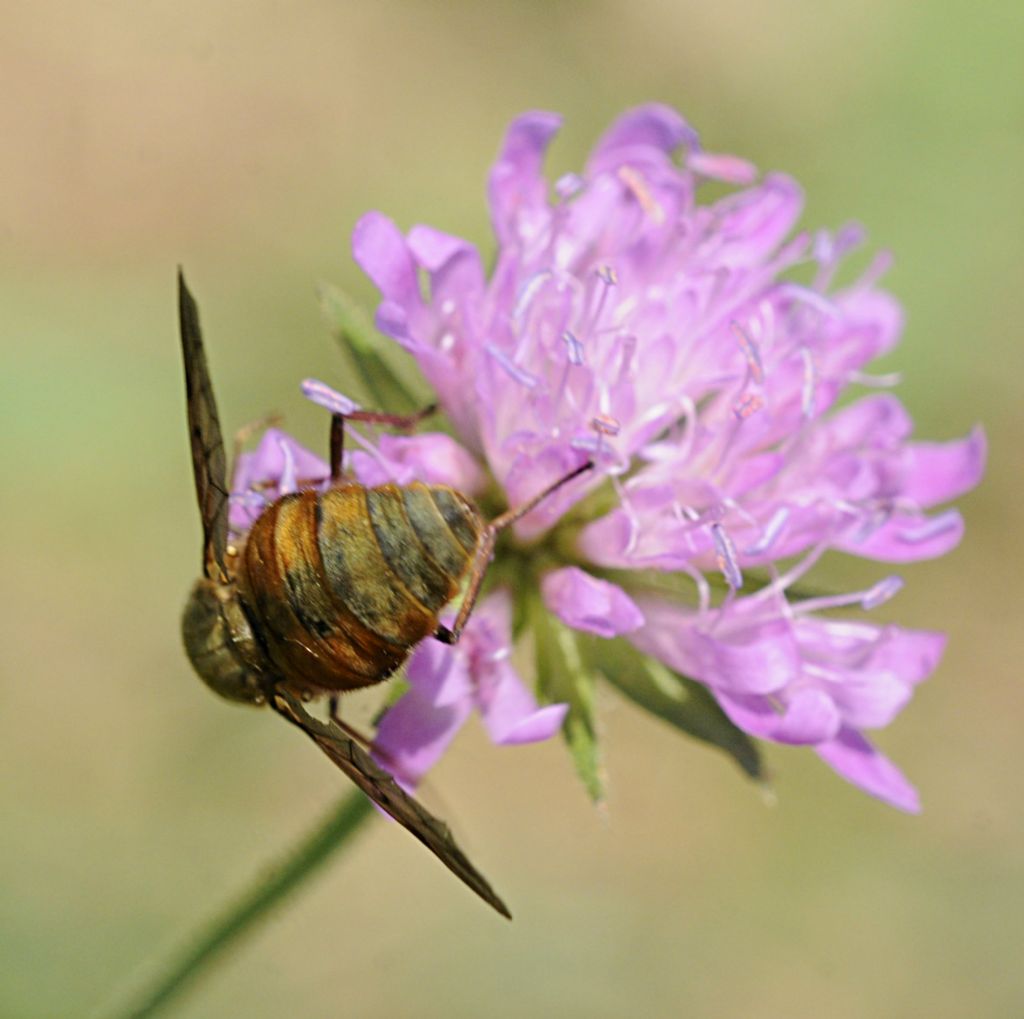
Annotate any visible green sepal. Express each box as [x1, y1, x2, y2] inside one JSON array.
[[579, 635, 763, 781], [528, 596, 605, 802], [317, 281, 423, 412]]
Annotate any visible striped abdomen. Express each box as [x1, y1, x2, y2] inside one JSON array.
[[236, 481, 481, 694]]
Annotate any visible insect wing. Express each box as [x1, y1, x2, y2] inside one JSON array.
[[178, 270, 230, 581], [272, 690, 511, 919]]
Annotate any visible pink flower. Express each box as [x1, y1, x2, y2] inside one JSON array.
[[371, 592, 567, 791], [228, 428, 328, 532], [340, 105, 984, 810], [223, 109, 982, 808]]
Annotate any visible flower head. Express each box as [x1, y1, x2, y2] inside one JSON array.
[[330, 104, 984, 810], [229, 106, 983, 810]]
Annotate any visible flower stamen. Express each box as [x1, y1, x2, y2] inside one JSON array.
[[513, 270, 555, 327], [733, 392, 764, 420], [731, 320, 765, 385], [899, 511, 961, 544], [617, 165, 666, 225], [562, 329, 585, 366], [800, 347, 817, 419], [301, 378, 360, 416], [848, 369, 903, 388], [277, 435, 298, 495], [745, 507, 790, 556], [711, 522, 743, 590], [486, 344, 540, 390], [793, 575, 904, 615]]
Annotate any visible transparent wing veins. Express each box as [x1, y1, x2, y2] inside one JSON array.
[[271, 689, 511, 919], [178, 269, 230, 581]]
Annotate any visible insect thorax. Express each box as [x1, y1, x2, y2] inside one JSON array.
[[181, 577, 268, 705]]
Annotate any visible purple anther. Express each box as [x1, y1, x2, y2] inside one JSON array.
[[733, 393, 764, 421], [301, 378, 360, 416], [730, 320, 764, 385], [592, 413, 621, 437], [710, 522, 743, 590], [562, 329, 585, 366], [861, 576, 904, 610], [745, 507, 790, 556], [485, 344, 539, 389]]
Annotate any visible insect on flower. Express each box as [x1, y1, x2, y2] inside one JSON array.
[[177, 270, 591, 918]]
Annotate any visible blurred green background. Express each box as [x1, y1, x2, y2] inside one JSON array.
[[1, 3, 1020, 1017]]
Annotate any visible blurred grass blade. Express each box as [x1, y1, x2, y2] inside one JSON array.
[[530, 597, 604, 802], [316, 281, 421, 411], [95, 791, 374, 1019], [581, 636, 763, 780]]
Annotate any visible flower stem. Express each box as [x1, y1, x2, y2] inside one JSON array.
[[100, 791, 375, 1019]]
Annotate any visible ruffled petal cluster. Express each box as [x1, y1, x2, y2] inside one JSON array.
[[229, 428, 328, 532], [372, 592, 568, 791]]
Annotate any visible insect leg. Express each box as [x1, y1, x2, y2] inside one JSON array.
[[434, 529, 497, 645], [487, 460, 594, 533], [327, 694, 375, 749], [329, 404, 438, 481], [435, 459, 594, 645]]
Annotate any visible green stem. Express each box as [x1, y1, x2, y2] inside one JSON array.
[[99, 791, 375, 1019]]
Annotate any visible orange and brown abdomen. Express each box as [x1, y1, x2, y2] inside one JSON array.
[[236, 481, 481, 694]]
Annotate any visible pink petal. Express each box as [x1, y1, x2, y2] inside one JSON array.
[[407, 225, 478, 272], [832, 287, 904, 361], [575, 510, 642, 569], [488, 111, 561, 245], [236, 428, 328, 489], [716, 688, 841, 745], [491, 702, 569, 745], [587, 104, 699, 171], [476, 657, 567, 745], [631, 597, 801, 695], [838, 509, 965, 561], [407, 639, 473, 706], [900, 427, 987, 507], [823, 393, 913, 449], [351, 433, 487, 494], [825, 671, 913, 730], [229, 429, 328, 530], [708, 174, 804, 266], [374, 655, 473, 790], [371, 641, 474, 789], [800, 620, 946, 689], [688, 617, 801, 695], [352, 212, 421, 310], [499, 704, 573, 745], [372, 683, 473, 791], [374, 298, 412, 344], [541, 567, 645, 637], [407, 225, 487, 322], [865, 627, 946, 686], [815, 728, 921, 813]]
